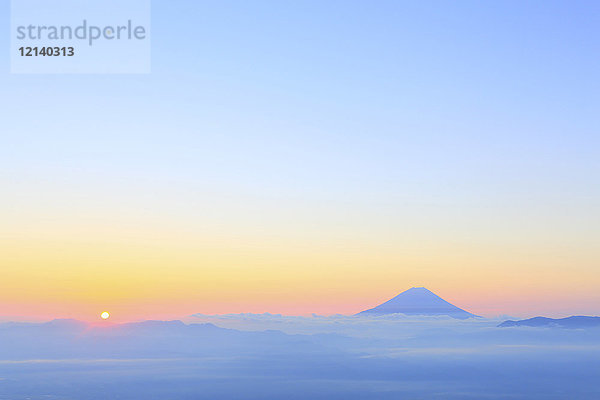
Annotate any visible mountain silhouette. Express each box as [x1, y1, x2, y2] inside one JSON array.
[[357, 287, 477, 319], [498, 316, 600, 328]]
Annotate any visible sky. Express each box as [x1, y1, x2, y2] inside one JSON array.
[[0, 0, 599, 322]]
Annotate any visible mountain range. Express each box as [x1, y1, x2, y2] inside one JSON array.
[[498, 316, 600, 329]]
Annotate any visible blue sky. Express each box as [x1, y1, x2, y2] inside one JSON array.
[[0, 1, 599, 318]]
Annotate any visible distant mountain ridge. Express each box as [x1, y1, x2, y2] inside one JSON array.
[[498, 316, 600, 328], [0, 319, 324, 360], [357, 287, 478, 319]]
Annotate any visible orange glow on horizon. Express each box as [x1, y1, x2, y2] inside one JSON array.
[[1, 220, 599, 322]]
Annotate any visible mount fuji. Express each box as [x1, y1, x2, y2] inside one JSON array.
[[357, 287, 478, 319]]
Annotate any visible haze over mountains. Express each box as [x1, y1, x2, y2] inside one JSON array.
[[2, 312, 600, 400], [357, 287, 478, 319], [1, 287, 598, 400], [499, 316, 600, 329]]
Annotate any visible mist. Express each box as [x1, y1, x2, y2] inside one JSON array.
[[1, 314, 599, 399]]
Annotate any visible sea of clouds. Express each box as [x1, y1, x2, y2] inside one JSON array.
[[1, 313, 599, 399]]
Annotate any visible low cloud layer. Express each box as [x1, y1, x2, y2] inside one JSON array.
[[1, 314, 599, 399]]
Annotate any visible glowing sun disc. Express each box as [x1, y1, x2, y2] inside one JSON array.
[[100, 312, 110, 320]]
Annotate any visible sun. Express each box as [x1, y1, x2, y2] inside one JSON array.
[[100, 311, 110, 320]]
